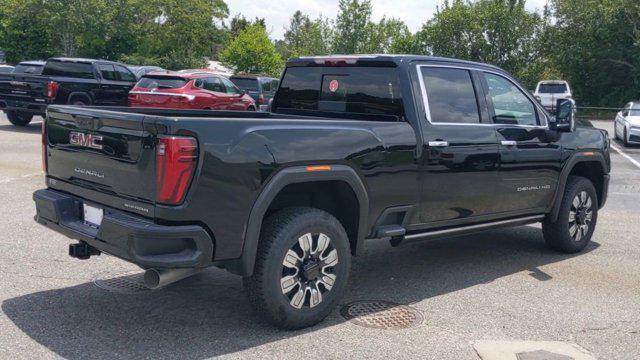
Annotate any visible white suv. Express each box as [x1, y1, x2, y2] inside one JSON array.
[[534, 80, 573, 112]]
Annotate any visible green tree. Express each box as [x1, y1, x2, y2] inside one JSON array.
[[418, 0, 546, 88], [121, 0, 229, 69], [0, 0, 57, 63], [363, 17, 412, 53], [550, 0, 640, 106], [277, 11, 333, 59], [0, 0, 229, 68], [333, 0, 372, 53], [220, 24, 284, 76]]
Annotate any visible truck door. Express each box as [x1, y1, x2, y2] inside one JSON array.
[[417, 65, 502, 224], [479, 71, 562, 213], [95, 64, 122, 105]]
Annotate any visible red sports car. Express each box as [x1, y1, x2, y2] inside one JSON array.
[[128, 72, 256, 111]]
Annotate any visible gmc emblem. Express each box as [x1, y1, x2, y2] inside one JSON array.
[[69, 131, 103, 150]]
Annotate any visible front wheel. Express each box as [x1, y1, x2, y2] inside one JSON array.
[[244, 207, 351, 329], [543, 176, 598, 253], [623, 127, 630, 147], [6, 111, 33, 126]]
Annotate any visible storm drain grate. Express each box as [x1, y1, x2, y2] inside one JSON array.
[[340, 300, 423, 329], [93, 271, 150, 294]]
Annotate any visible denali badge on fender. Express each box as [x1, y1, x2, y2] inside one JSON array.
[[69, 131, 103, 150]]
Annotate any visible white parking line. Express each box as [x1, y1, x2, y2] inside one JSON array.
[[611, 144, 640, 170]]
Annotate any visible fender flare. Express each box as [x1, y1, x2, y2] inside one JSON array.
[[549, 152, 607, 222], [67, 92, 92, 105], [233, 165, 369, 277]]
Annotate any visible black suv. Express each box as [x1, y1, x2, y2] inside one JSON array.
[[0, 58, 137, 126], [33, 55, 610, 329], [230, 74, 279, 111]]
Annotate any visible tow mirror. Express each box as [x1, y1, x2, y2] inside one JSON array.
[[553, 98, 576, 132]]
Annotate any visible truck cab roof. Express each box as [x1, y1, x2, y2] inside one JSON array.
[[287, 54, 504, 72]]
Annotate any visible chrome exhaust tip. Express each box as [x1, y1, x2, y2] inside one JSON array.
[[143, 268, 202, 290]]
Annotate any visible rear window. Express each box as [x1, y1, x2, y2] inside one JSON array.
[[136, 76, 187, 89], [13, 64, 44, 74], [273, 67, 403, 119], [231, 78, 259, 91], [42, 61, 95, 79], [538, 83, 568, 94]]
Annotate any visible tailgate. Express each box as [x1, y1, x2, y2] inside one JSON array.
[[0, 74, 48, 102], [45, 106, 157, 206]]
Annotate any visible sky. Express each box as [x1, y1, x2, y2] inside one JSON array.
[[227, 0, 550, 40]]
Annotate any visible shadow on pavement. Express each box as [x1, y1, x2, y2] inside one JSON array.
[[2, 225, 599, 359], [0, 121, 43, 134]]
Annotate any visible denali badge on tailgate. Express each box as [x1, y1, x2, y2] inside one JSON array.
[[69, 131, 103, 150]]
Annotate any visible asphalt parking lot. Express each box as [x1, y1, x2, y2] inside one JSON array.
[[0, 115, 638, 359]]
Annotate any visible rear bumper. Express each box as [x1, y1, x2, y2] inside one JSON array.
[[33, 188, 214, 269], [0, 98, 48, 115]]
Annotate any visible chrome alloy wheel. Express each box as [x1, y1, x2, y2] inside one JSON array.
[[280, 233, 339, 309], [569, 191, 593, 242]]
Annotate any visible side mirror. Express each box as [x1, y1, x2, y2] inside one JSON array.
[[553, 98, 576, 132]]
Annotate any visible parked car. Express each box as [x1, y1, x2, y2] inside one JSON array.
[[12, 60, 46, 75], [128, 72, 256, 111], [534, 80, 573, 112], [0, 65, 14, 73], [614, 101, 640, 146], [127, 65, 165, 79], [34, 55, 610, 329], [230, 75, 279, 111], [0, 57, 137, 126]]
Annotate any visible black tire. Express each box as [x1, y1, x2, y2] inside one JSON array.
[[244, 207, 351, 329], [623, 127, 629, 147], [6, 111, 33, 127], [71, 99, 87, 106], [543, 176, 598, 253]]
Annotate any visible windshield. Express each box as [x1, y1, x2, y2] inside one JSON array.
[[630, 109, 640, 116], [136, 76, 187, 89], [273, 66, 404, 120], [538, 83, 568, 94], [13, 64, 44, 74], [231, 78, 259, 91]]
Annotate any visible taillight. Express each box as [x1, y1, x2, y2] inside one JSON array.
[[155, 136, 198, 205], [47, 81, 58, 99], [41, 120, 47, 172]]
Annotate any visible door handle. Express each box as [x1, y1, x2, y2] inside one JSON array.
[[428, 141, 449, 147], [501, 140, 518, 147]]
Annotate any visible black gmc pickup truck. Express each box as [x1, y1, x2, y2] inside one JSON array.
[[0, 57, 136, 126], [33, 55, 610, 329]]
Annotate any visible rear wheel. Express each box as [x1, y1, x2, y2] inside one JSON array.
[[6, 111, 33, 126], [543, 176, 598, 253], [244, 207, 351, 329]]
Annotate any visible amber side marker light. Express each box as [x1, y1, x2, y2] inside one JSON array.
[[583, 152, 595, 156], [306, 165, 332, 172]]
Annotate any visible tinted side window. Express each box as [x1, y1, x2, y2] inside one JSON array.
[[43, 61, 95, 79], [115, 65, 136, 82], [204, 77, 226, 93], [261, 78, 271, 92], [484, 73, 537, 126], [421, 67, 480, 124], [98, 64, 117, 81], [221, 77, 242, 94]]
